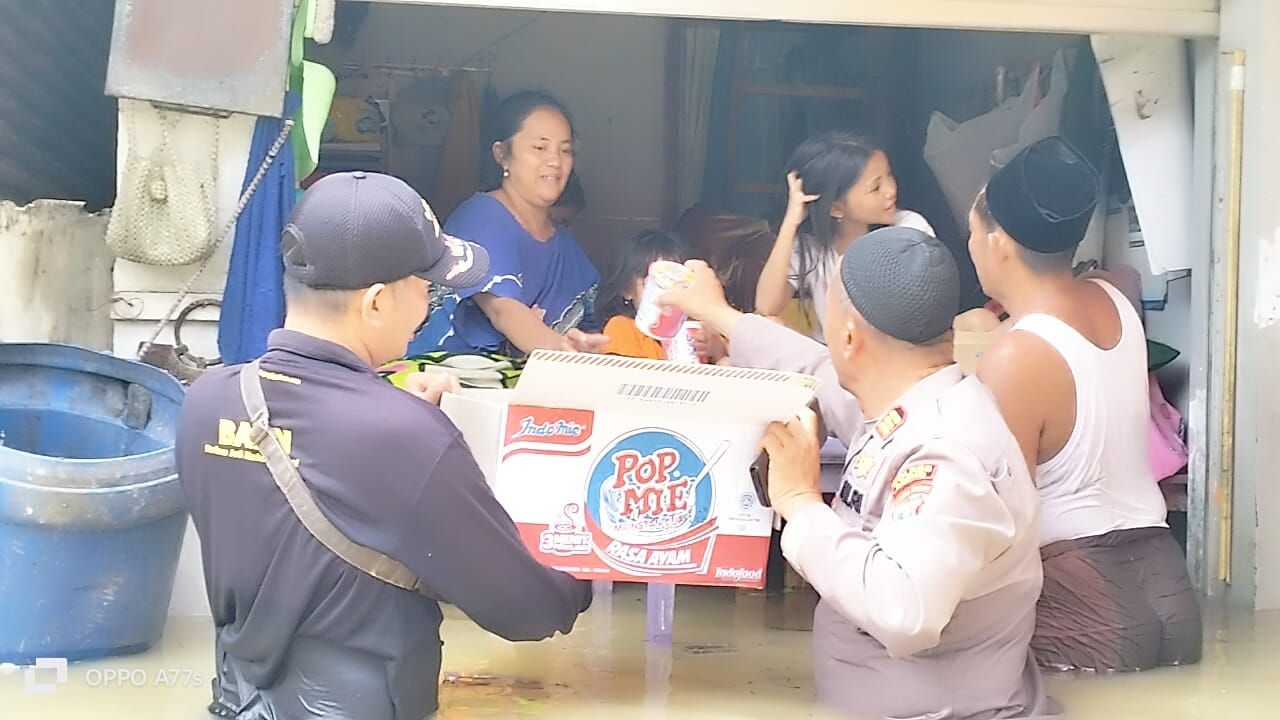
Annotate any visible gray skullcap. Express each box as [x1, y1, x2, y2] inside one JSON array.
[[839, 226, 960, 344]]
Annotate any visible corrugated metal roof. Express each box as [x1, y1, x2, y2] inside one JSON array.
[[0, 0, 118, 211]]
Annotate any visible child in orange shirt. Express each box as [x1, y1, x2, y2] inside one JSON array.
[[598, 230, 684, 360], [598, 230, 731, 363]]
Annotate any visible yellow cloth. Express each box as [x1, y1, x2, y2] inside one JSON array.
[[777, 297, 820, 337], [602, 316, 666, 360]]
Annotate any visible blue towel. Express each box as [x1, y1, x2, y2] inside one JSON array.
[[217, 94, 300, 365]]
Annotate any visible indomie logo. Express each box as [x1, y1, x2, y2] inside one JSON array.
[[513, 417, 585, 439]]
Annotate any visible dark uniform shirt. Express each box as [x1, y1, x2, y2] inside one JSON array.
[[176, 330, 591, 716]]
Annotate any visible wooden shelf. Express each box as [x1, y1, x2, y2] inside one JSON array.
[[1161, 473, 1188, 513]]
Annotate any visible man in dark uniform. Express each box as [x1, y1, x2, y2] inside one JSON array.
[[177, 171, 591, 719]]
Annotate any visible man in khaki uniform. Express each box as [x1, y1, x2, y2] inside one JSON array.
[[664, 227, 1054, 719]]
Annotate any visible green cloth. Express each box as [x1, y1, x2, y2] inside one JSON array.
[[290, 0, 310, 69], [1148, 340, 1180, 372], [287, 0, 335, 181], [293, 61, 335, 180], [380, 352, 525, 390]]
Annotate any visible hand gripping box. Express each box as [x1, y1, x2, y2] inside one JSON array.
[[441, 351, 820, 588]]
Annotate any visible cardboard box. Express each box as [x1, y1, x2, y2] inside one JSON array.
[[442, 351, 819, 589], [954, 328, 1008, 374]]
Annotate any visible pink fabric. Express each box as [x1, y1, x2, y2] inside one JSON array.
[[1148, 373, 1187, 481]]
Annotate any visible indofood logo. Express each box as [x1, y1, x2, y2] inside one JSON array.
[[583, 430, 723, 577]]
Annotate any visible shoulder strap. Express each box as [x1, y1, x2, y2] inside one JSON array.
[[239, 361, 441, 600]]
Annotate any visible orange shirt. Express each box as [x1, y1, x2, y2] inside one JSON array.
[[602, 315, 666, 360]]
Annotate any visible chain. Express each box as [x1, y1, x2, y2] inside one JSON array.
[[139, 117, 296, 356]]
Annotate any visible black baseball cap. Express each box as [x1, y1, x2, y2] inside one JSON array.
[[986, 136, 1099, 254], [282, 171, 489, 290], [840, 226, 959, 345]]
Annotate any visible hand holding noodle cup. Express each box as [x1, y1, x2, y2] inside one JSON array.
[[636, 260, 695, 340], [687, 322, 729, 365], [662, 321, 707, 364], [655, 260, 729, 322]]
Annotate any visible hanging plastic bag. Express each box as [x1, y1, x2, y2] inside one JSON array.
[[991, 50, 1070, 168], [924, 50, 1069, 230], [106, 101, 220, 266]]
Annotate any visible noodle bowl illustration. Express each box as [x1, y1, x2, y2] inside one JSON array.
[[586, 430, 727, 545]]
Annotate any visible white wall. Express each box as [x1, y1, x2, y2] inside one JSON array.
[[0, 201, 114, 350], [1218, 0, 1280, 609], [111, 102, 258, 617], [315, 4, 668, 269], [110, 103, 257, 363]]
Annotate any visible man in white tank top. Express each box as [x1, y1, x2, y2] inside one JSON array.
[[965, 137, 1201, 672]]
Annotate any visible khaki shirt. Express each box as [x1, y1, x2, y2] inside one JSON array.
[[731, 315, 1053, 719]]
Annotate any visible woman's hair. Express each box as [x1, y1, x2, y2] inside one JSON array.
[[555, 171, 585, 211], [597, 229, 686, 320], [483, 90, 576, 190], [786, 132, 882, 300]]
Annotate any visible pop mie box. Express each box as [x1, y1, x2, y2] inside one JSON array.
[[441, 350, 820, 589]]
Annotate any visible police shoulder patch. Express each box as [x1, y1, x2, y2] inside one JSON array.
[[889, 462, 936, 520], [875, 406, 907, 441]]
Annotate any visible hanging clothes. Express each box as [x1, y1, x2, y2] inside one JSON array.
[[477, 79, 502, 190], [217, 93, 300, 365], [434, 71, 481, 220]]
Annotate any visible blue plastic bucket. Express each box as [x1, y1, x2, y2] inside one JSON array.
[[0, 344, 187, 664]]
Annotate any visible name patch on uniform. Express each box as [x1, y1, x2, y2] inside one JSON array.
[[203, 418, 299, 467], [875, 407, 907, 441], [890, 463, 936, 520], [838, 481, 864, 513]]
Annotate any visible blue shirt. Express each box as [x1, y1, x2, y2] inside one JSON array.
[[412, 193, 600, 356]]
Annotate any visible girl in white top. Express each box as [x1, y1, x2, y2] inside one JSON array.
[[756, 133, 935, 339]]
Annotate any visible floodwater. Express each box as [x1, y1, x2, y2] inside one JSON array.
[[3, 584, 1275, 719]]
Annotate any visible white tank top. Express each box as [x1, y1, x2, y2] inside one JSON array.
[[1011, 279, 1168, 545]]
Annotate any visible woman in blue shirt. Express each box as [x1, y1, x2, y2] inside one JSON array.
[[414, 91, 607, 357]]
